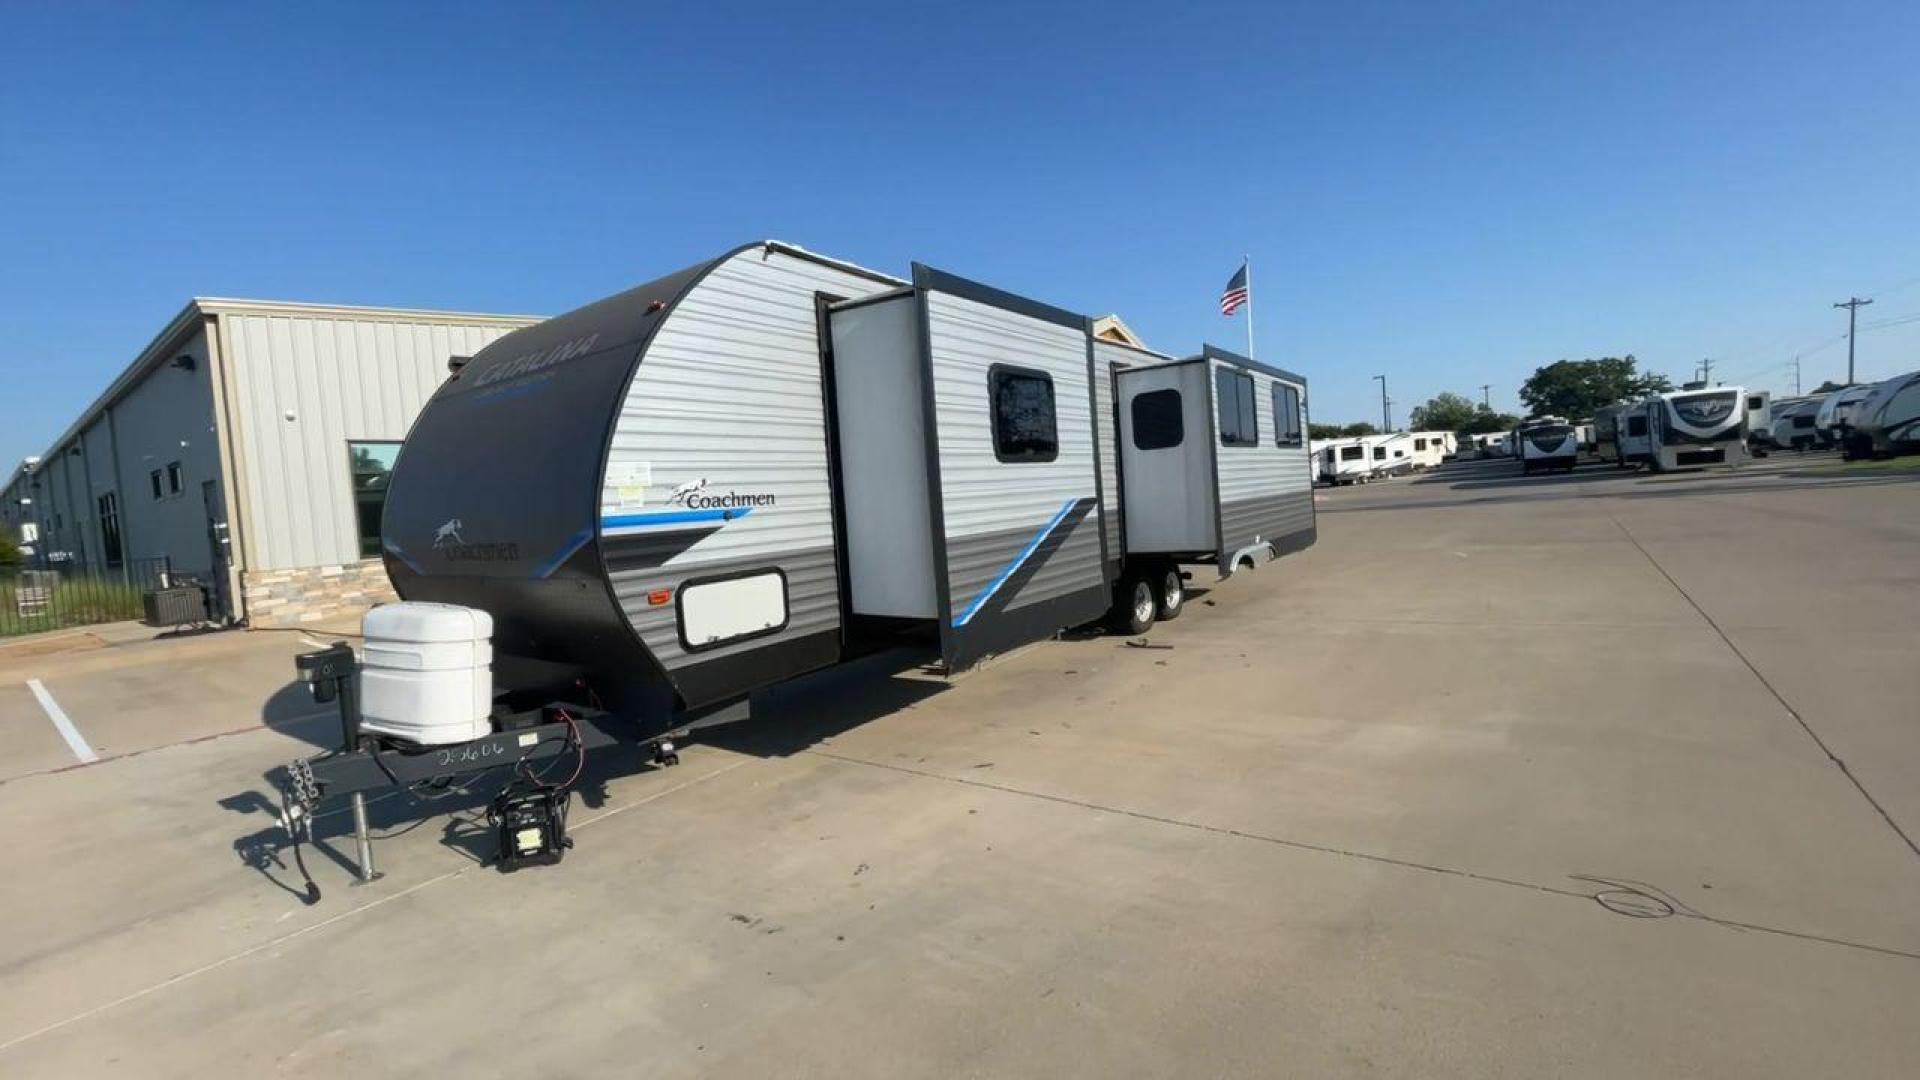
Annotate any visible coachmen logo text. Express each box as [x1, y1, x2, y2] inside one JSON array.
[[433, 517, 520, 562], [666, 477, 777, 511]]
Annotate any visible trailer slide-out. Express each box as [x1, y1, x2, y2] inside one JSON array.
[[272, 240, 1317, 895]]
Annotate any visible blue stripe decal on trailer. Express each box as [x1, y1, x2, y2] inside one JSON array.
[[532, 527, 593, 579], [601, 507, 754, 529], [951, 499, 1079, 627]]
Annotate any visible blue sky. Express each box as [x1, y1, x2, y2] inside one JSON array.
[[3, 1, 1917, 461]]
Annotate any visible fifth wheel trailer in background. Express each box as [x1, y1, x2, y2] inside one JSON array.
[[1642, 386, 1751, 471]]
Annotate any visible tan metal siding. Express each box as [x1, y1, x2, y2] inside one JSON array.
[[222, 313, 530, 571]]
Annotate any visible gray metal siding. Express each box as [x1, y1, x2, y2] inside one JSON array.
[[926, 292, 1102, 622], [104, 329, 224, 575], [220, 313, 527, 571], [1208, 359, 1313, 567], [602, 248, 895, 672]]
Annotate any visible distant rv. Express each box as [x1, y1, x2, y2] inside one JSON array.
[[1642, 386, 1750, 470], [1592, 402, 1652, 467], [1515, 419, 1579, 474]]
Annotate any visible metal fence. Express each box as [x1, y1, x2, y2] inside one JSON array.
[[0, 556, 173, 639]]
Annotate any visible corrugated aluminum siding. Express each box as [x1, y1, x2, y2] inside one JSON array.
[[219, 312, 532, 570], [926, 292, 1102, 618], [601, 248, 894, 672]]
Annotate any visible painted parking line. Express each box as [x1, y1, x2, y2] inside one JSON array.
[[26, 678, 98, 764]]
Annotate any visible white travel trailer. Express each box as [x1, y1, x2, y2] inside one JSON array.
[[1575, 422, 1596, 452], [1115, 345, 1315, 580], [1515, 420, 1580, 474], [1406, 431, 1450, 469], [1769, 396, 1827, 450], [1316, 438, 1374, 484], [1641, 386, 1750, 470], [1474, 431, 1513, 457], [1367, 433, 1417, 477]]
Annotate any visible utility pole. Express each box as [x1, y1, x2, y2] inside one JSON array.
[[1833, 296, 1873, 384], [1791, 356, 1801, 396], [1373, 374, 1390, 432], [1698, 357, 1714, 385], [1479, 384, 1491, 408]]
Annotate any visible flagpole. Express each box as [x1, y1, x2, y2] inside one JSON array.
[[1242, 255, 1254, 358]]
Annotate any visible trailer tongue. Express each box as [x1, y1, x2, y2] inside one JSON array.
[[276, 632, 698, 899]]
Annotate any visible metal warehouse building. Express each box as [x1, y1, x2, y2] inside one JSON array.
[[2, 298, 540, 627]]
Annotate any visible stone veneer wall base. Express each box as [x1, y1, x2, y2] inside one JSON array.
[[242, 558, 398, 629]]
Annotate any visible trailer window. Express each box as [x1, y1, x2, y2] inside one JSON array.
[[1215, 369, 1258, 446], [1340, 445, 1363, 461], [1130, 389, 1183, 450], [1372, 446, 1385, 460], [1626, 415, 1648, 437], [988, 366, 1058, 463], [349, 441, 402, 558], [1271, 383, 1302, 446]]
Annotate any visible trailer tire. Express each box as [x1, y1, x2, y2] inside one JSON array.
[[1154, 566, 1184, 621], [1111, 577, 1156, 636]]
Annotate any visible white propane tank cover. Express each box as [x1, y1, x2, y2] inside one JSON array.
[[358, 602, 495, 746]]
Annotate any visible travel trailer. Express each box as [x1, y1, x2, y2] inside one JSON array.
[[1642, 386, 1750, 470], [1843, 371, 1920, 459], [273, 241, 1320, 891], [1814, 383, 1878, 446], [1742, 390, 1772, 454], [1317, 438, 1374, 484], [1368, 433, 1417, 477], [1593, 402, 1652, 467], [1474, 431, 1512, 458], [1769, 396, 1827, 450], [1515, 419, 1580, 474], [1406, 432, 1450, 469]]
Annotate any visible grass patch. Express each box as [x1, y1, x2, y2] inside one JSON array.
[[1796, 455, 1920, 475], [0, 576, 148, 637]]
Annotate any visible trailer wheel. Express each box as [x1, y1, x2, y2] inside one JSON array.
[[1111, 576, 1156, 636], [1154, 566, 1184, 621]]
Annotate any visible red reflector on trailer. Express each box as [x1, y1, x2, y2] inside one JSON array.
[[648, 589, 672, 606]]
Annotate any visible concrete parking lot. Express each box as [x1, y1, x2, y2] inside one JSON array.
[[2, 451, 1917, 1077]]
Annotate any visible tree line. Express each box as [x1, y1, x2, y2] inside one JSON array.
[[1311, 355, 1675, 438]]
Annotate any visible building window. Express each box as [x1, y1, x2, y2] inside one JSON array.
[[1215, 368, 1257, 446], [987, 366, 1058, 463], [1271, 383, 1302, 446], [1130, 389, 1184, 451], [166, 462, 184, 496], [150, 469, 164, 500], [349, 441, 403, 558], [97, 492, 123, 567]]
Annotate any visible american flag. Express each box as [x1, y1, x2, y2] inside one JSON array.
[[1219, 264, 1249, 316]]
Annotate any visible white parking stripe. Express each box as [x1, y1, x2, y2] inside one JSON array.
[[26, 678, 98, 764]]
